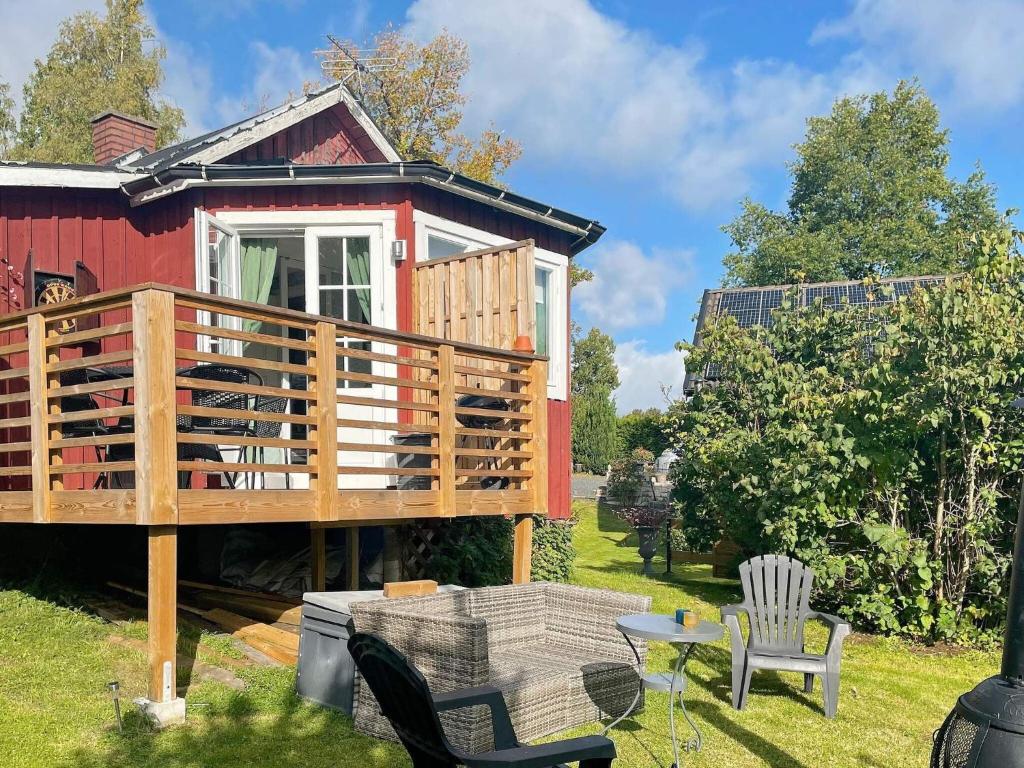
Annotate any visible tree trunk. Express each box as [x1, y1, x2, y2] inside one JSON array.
[[934, 427, 947, 603]]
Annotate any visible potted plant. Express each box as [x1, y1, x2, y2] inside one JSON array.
[[606, 448, 666, 575]]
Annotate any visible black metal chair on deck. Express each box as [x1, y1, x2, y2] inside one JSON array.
[[347, 632, 616, 768], [246, 394, 289, 489], [176, 364, 263, 488]]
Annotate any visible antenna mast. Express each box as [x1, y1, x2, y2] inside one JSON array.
[[316, 34, 397, 99]]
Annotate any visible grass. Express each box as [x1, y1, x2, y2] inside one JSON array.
[[0, 501, 998, 768]]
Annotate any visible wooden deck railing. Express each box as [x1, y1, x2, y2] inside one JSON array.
[[0, 284, 547, 526]]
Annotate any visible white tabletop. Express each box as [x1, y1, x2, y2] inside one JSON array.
[[616, 613, 724, 644]]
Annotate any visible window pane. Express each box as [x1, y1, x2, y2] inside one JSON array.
[[320, 288, 344, 320], [318, 237, 345, 286], [347, 340, 372, 388], [535, 268, 549, 357], [208, 228, 230, 291], [346, 238, 371, 285], [346, 288, 371, 325], [428, 234, 469, 260]]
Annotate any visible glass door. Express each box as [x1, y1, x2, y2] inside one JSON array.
[[304, 227, 392, 489]]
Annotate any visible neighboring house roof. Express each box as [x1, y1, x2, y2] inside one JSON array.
[[684, 274, 947, 391], [0, 82, 604, 251]]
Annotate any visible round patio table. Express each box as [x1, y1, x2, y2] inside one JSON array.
[[604, 613, 724, 768]]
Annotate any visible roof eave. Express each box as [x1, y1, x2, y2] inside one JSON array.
[[125, 161, 605, 251]]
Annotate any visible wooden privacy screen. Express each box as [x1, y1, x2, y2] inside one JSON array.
[[410, 241, 541, 484], [412, 240, 536, 348]]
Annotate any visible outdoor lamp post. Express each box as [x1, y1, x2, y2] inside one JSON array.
[[930, 398, 1024, 767]]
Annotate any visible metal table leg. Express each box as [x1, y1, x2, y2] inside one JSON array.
[[669, 643, 702, 768], [602, 631, 644, 735]]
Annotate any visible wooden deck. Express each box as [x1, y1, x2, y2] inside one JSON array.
[[0, 283, 546, 713], [0, 283, 548, 527]]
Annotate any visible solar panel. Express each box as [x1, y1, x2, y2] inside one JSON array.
[[684, 274, 949, 392]]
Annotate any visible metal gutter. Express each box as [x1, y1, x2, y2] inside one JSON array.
[[124, 162, 606, 252]]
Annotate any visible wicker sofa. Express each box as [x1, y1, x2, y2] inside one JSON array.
[[350, 582, 651, 754]]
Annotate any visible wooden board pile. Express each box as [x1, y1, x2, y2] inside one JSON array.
[[109, 579, 302, 665]]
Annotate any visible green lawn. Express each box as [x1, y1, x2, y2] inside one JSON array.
[[0, 501, 997, 767]]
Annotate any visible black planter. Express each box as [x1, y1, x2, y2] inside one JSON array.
[[637, 526, 658, 576]]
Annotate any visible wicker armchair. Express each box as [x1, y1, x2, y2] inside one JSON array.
[[350, 583, 651, 755]]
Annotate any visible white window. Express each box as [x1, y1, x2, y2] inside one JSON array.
[[413, 211, 568, 401]]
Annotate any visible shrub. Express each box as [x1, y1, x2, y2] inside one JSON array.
[[616, 408, 669, 458], [667, 230, 1024, 644], [531, 516, 576, 582], [420, 515, 577, 586], [606, 447, 654, 507]]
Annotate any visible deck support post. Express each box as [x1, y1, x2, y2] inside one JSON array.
[[512, 515, 533, 584], [311, 526, 326, 592], [136, 525, 185, 728], [348, 526, 360, 590]]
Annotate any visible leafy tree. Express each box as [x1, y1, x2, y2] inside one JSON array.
[[571, 327, 619, 398], [12, 0, 184, 164], [668, 229, 1024, 643], [0, 82, 15, 157], [569, 327, 619, 472], [617, 408, 668, 458], [723, 81, 1004, 286], [572, 393, 618, 474], [323, 29, 520, 184], [569, 263, 593, 289]]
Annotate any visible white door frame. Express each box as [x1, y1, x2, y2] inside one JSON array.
[[194, 208, 400, 489]]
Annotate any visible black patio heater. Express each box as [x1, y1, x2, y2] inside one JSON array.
[[931, 401, 1024, 767]]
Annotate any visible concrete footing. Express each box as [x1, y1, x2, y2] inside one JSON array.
[[134, 696, 186, 728]]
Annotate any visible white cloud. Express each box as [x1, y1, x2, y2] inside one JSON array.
[[814, 0, 1024, 111], [0, 0, 104, 114], [158, 36, 216, 136], [403, 0, 885, 211], [573, 240, 692, 330], [210, 41, 324, 128], [613, 341, 687, 414]]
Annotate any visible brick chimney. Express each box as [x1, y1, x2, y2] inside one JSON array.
[[90, 111, 157, 165]]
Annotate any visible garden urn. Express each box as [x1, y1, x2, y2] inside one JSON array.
[[636, 525, 658, 576]]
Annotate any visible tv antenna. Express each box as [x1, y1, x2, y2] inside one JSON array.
[[316, 34, 397, 95]]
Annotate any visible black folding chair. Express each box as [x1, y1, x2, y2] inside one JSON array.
[[246, 394, 289, 489], [348, 632, 616, 768], [176, 364, 263, 487]]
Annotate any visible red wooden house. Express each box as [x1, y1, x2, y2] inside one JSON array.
[[0, 83, 602, 721]]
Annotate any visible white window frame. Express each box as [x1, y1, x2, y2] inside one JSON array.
[[412, 210, 568, 401], [193, 210, 243, 355]]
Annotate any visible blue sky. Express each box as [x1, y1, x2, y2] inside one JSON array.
[[3, 0, 1024, 411]]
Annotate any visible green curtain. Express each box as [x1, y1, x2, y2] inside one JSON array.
[[347, 242, 372, 323], [241, 238, 279, 334]]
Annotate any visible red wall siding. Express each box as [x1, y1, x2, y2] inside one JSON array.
[[222, 103, 389, 165]]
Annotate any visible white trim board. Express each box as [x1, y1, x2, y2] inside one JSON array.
[[0, 166, 143, 188]]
